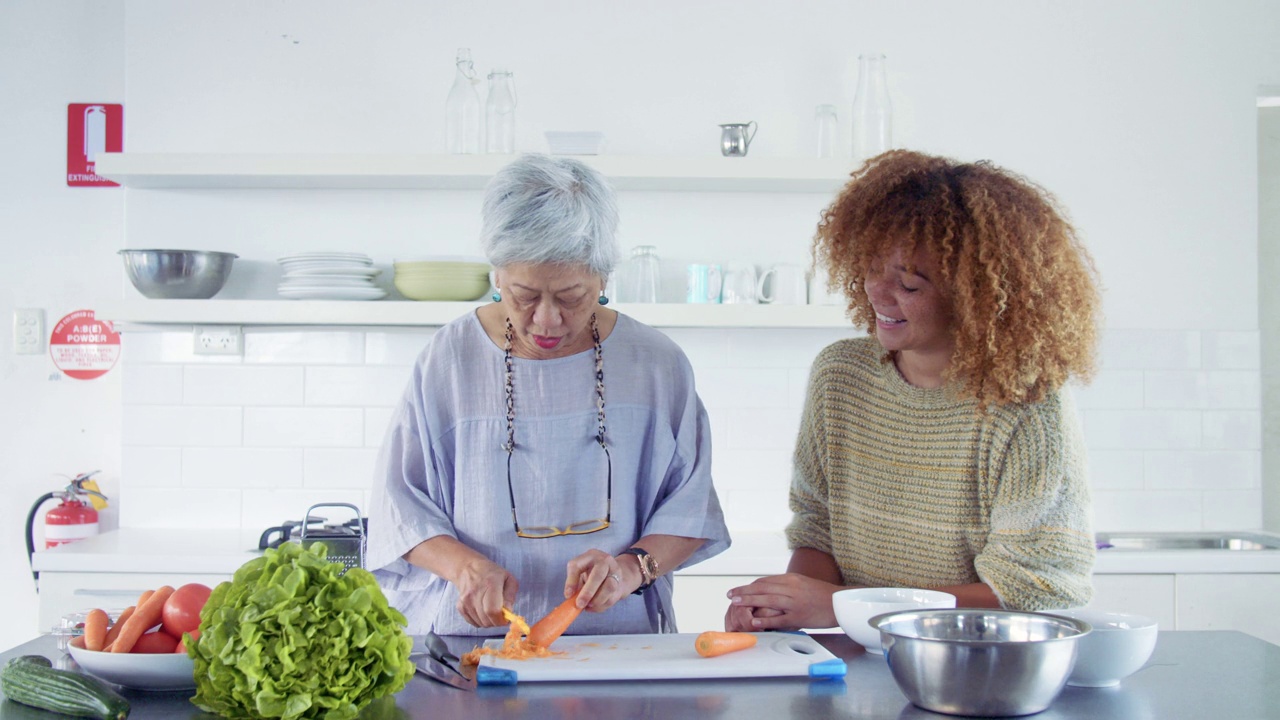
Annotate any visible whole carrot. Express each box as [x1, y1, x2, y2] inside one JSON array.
[[83, 609, 109, 652], [111, 585, 174, 653], [695, 631, 757, 658], [527, 597, 582, 648], [102, 605, 136, 649]]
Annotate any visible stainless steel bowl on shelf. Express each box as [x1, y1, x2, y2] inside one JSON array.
[[118, 249, 238, 299], [871, 608, 1091, 717]]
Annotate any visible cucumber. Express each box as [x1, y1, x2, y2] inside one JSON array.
[[1, 654, 130, 720]]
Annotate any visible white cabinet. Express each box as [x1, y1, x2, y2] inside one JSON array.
[[1176, 573, 1280, 646], [1088, 574, 1177, 630], [37, 571, 233, 630]]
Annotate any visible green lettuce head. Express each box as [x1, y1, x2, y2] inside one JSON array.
[[190, 542, 414, 720]]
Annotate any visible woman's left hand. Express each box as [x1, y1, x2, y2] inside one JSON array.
[[563, 549, 629, 613], [726, 573, 844, 630]]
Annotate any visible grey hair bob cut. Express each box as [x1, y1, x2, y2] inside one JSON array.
[[480, 154, 621, 278]]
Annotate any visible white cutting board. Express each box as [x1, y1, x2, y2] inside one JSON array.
[[475, 632, 845, 684]]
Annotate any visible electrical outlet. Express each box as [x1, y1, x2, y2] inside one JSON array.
[[193, 325, 243, 355], [13, 308, 45, 355]]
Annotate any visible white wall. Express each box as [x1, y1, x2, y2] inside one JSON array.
[[1261, 107, 1280, 532], [3, 0, 1278, 650]]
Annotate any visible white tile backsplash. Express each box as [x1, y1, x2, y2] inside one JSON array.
[[365, 330, 433, 365], [1144, 450, 1262, 490], [243, 331, 364, 364], [121, 446, 182, 488], [1099, 330, 1200, 370], [123, 406, 243, 446], [1201, 410, 1263, 450], [1083, 410, 1202, 450], [303, 448, 379, 488], [183, 447, 304, 488], [1073, 371, 1145, 410], [304, 366, 410, 406], [244, 407, 365, 447], [184, 366, 305, 406], [121, 488, 243, 528], [1201, 331, 1261, 370], [116, 327, 1265, 534], [122, 364, 183, 405], [1086, 451, 1145, 490]]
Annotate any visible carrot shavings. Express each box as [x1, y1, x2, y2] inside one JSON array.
[[461, 607, 565, 665]]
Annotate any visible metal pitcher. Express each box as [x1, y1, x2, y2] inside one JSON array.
[[719, 121, 758, 157]]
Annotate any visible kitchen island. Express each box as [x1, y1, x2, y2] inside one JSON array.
[[1, 631, 1276, 719]]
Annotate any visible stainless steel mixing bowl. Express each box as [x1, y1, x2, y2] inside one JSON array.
[[118, 249, 238, 299], [871, 608, 1091, 717]]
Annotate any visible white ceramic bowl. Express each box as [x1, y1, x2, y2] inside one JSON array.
[[1041, 608, 1158, 687], [833, 587, 956, 653], [68, 644, 196, 691]]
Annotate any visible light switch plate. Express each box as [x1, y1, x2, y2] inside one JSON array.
[[13, 308, 45, 355]]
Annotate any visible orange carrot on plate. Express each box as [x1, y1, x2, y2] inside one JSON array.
[[110, 585, 174, 653], [527, 596, 582, 649], [695, 631, 757, 657], [83, 609, 109, 652]]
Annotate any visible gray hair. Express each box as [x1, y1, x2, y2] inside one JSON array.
[[480, 154, 621, 277]]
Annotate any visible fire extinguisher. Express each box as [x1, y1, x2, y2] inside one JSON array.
[[25, 471, 109, 588]]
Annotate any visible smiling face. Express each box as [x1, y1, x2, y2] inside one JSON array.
[[863, 244, 956, 385], [494, 263, 607, 359]]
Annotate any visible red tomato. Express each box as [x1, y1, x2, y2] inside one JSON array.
[[131, 630, 178, 654], [161, 583, 212, 639]]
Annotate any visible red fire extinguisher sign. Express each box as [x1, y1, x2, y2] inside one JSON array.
[[67, 103, 123, 187]]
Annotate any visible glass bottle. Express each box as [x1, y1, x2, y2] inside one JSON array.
[[851, 53, 892, 162], [446, 48, 481, 154], [619, 246, 660, 303], [485, 69, 517, 154], [815, 104, 838, 158]]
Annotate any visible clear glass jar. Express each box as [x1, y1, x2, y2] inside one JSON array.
[[815, 104, 838, 158], [852, 53, 892, 161], [446, 48, 481, 154], [485, 69, 517, 154], [618, 246, 660, 303]]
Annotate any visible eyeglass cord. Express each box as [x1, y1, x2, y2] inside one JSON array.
[[503, 314, 606, 455]]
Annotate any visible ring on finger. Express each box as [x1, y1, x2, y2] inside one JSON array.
[[609, 573, 622, 585]]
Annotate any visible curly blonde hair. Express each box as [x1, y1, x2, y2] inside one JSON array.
[[815, 149, 1101, 408]]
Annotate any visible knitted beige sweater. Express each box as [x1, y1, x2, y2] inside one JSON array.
[[785, 337, 1095, 611]]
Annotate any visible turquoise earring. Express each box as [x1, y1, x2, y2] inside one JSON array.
[[598, 294, 609, 305], [492, 291, 501, 302]]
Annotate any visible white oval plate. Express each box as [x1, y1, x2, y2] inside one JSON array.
[[278, 287, 387, 300], [68, 645, 196, 691]]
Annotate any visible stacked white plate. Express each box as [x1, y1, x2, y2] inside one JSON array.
[[277, 252, 386, 301]]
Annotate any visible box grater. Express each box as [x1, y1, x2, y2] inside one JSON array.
[[297, 502, 365, 573]]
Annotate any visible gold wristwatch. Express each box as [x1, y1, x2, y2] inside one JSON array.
[[622, 547, 659, 595]]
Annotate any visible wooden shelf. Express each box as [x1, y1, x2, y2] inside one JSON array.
[[95, 300, 852, 329], [92, 153, 855, 193]]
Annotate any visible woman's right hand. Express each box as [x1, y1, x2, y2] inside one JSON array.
[[454, 556, 519, 628]]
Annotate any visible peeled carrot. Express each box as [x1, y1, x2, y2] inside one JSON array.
[[136, 589, 154, 607], [110, 585, 174, 653], [695, 631, 757, 658], [527, 597, 582, 649], [83, 609, 109, 651], [102, 606, 136, 649]]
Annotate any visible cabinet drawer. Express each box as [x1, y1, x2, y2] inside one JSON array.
[[38, 572, 232, 630]]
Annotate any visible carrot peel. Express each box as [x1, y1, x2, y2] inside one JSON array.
[[695, 631, 758, 657]]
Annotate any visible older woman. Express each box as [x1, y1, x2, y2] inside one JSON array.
[[367, 154, 730, 636], [727, 149, 1100, 632]]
